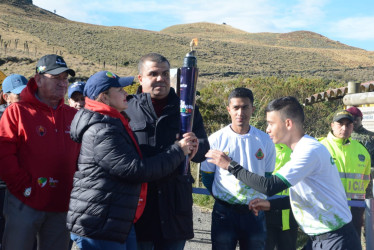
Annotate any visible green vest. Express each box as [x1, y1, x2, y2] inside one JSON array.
[[319, 132, 371, 200], [274, 144, 292, 230]]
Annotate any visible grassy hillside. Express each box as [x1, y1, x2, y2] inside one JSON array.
[[0, 2, 374, 85]]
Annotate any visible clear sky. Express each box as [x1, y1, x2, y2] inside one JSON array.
[[33, 0, 374, 51]]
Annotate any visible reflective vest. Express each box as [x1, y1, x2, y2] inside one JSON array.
[[274, 144, 292, 230], [319, 132, 371, 200]]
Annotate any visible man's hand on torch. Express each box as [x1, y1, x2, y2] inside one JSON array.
[[176, 132, 199, 158], [249, 198, 270, 216], [205, 149, 231, 170]]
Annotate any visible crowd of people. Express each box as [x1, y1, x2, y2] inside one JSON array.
[[0, 52, 372, 250]]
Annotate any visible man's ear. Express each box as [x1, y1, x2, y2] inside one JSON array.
[[285, 118, 292, 129], [2, 93, 9, 103], [137, 75, 143, 85], [34, 73, 42, 87]]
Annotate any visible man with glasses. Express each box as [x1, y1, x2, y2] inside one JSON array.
[[319, 110, 371, 244], [0, 54, 80, 250]]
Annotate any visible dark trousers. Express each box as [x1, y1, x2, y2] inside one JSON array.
[[351, 206, 365, 241], [265, 226, 298, 250], [137, 240, 185, 250], [265, 209, 298, 250], [306, 221, 361, 250], [0, 189, 5, 249], [211, 199, 266, 250]]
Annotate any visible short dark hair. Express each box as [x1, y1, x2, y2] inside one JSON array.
[[266, 96, 304, 123], [138, 53, 170, 75], [228, 87, 254, 105]]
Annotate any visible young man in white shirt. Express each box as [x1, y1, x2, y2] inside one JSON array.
[[201, 87, 275, 250], [205, 96, 361, 250]]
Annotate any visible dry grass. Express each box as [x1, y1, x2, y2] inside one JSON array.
[[1, 3, 374, 84]]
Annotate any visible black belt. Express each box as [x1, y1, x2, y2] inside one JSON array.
[[215, 199, 250, 213], [309, 221, 353, 241]]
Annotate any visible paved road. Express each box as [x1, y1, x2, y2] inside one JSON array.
[[185, 206, 212, 249]]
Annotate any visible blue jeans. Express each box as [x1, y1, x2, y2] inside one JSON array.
[[211, 200, 266, 250], [71, 225, 137, 250], [137, 240, 185, 250]]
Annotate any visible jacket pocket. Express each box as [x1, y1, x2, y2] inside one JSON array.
[[175, 175, 193, 216], [130, 121, 154, 146]]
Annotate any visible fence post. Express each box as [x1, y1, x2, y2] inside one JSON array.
[[365, 199, 374, 250], [195, 163, 200, 188]]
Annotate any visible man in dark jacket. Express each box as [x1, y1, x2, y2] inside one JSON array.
[[126, 53, 209, 250]]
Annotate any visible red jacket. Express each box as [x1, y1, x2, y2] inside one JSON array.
[[0, 77, 80, 212]]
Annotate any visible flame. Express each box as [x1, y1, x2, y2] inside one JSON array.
[[192, 38, 198, 47]]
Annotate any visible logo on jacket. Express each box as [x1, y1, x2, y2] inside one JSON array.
[[36, 126, 47, 136], [38, 177, 47, 188], [358, 154, 365, 162], [255, 148, 264, 160], [49, 177, 59, 187], [331, 157, 335, 165], [24, 187, 31, 197]]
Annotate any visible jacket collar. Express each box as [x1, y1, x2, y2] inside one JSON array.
[[327, 131, 351, 145]]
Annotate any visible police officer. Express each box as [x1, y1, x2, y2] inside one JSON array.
[[319, 109, 371, 243], [347, 106, 374, 199]]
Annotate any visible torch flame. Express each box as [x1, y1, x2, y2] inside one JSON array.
[[190, 38, 198, 51]]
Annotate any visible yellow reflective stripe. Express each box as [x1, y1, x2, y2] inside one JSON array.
[[282, 209, 290, 231]]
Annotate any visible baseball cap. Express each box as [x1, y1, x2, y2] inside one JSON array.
[[332, 110, 354, 122], [2, 74, 28, 94], [68, 81, 85, 98], [84, 71, 134, 100], [36, 54, 75, 76], [346, 106, 363, 118]]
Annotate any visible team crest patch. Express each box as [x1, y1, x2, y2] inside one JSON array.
[[36, 126, 47, 136], [358, 154, 365, 162], [38, 177, 47, 188], [255, 148, 264, 160]]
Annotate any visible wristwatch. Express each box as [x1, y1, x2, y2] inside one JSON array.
[[228, 160, 239, 172]]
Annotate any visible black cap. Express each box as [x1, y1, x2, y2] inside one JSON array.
[[332, 110, 354, 122], [36, 54, 75, 76]]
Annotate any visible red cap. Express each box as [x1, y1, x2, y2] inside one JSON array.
[[346, 107, 363, 118]]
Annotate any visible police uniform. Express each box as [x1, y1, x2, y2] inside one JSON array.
[[320, 132, 371, 240]]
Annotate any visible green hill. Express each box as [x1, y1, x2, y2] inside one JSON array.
[[0, 1, 374, 84]]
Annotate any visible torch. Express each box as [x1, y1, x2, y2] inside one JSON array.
[[179, 38, 199, 175]]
